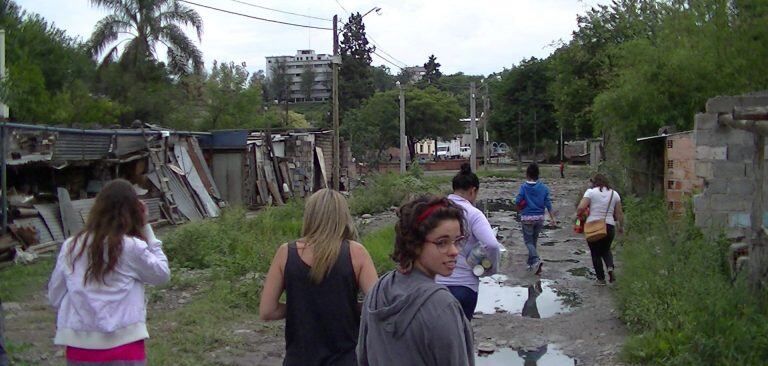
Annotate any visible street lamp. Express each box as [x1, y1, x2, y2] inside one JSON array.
[[362, 7, 382, 17]]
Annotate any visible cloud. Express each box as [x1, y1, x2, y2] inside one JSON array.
[[16, 0, 608, 75]]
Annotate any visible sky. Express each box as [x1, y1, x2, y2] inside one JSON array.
[[17, 0, 608, 76]]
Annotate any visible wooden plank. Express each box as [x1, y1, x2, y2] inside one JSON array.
[[315, 147, 328, 189], [57, 187, 82, 238], [279, 161, 293, 198], [33, 203, 65, 241], [262, 153, 284, 205], [254, 147, 272, 205]]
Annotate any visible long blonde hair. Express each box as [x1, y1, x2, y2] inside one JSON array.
[[302, 189, 358, 283]]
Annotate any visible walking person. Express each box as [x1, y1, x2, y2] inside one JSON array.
[[515, 163, 557, 275], [259, 188, 378, 366], [48, 179, 170, 366], [436, 163, 502, 321], [559, 161, 565, 178], [357, 196, 474, 366], [576, 174, 624, 286]]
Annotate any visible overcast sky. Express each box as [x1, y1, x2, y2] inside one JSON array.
[[17, 0, 607, 75]]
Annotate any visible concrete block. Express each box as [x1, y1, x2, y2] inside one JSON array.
[[728, 144, 754, 162], [712, 161, 748, 179], [728, 213, 751, 228], [726, 228, 747, 240], [703, 179, 727, 194], [695, 161, 713, 179], [696, 146, 728, 160], [727, 179, 754, 196], [694, 113, 720, 131], [694, 131, 727, 147], [711, 194, 748, 211], [693, 193, 709, 211], [738, 95, 768, 108], [706, 96, 737, 113], [726, 129, 755, 146]]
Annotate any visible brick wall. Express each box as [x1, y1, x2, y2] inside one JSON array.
[[693, 93, 768, 239], [665, 132, 702, 213]]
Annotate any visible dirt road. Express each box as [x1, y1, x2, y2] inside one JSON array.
[[4, 172, 627, 365]]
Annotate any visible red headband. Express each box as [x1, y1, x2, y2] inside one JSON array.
[[416, 202, 446, 224]]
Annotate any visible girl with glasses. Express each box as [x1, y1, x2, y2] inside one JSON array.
[[436, 163, 502, 321], [357, 196, 475, 366]]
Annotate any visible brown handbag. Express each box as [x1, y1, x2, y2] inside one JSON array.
[[584, 190, 614, 242]]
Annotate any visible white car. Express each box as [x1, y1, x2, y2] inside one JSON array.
[[459, 146, 471, 159]]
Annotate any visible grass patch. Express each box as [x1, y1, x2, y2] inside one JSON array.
[[0, 258, 54, 301], [476, 169, 523, 180], [349, 173, 441, 215], [359, 226, 396, 274], [616, 197, 768, 365]]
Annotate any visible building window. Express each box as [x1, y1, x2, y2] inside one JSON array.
[[667, 160, 674, 169], [668, 180, 675, 189], [667, 140, 674, 149], [668, 201, 675, 210]]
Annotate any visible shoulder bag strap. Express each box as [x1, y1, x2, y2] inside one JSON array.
[[603, 190, 614, 220]]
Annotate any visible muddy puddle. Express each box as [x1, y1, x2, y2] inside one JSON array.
[[567, 267, 596, 280], [475, 275, 580, 317], [476, 344, 577, 365], [476, 198, 516, 213]]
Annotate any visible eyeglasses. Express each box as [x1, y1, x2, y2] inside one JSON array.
[[425, 236, 466, 253]]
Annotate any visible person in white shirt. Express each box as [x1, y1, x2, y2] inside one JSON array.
[[576, 174, 624, 286], [48, 179, 170, 365]]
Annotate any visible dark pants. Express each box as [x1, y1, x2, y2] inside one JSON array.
[[587, 225, 615, 281], [447, 286, 478, 321]]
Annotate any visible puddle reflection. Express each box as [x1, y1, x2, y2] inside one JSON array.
[[476, 275, 579, 317], [476, 344, 577, 365]]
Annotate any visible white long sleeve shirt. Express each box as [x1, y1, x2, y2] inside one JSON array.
[[48, 225, 170, 349]]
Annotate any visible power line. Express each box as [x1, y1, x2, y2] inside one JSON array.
[[334, 0, 349, 15], [226, 0, 332, 22], [367, 35, 408, 68], [179, 0, 333, 30], [372, 50, 404, 71]]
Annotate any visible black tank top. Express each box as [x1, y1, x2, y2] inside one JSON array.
[[284, 240, 359, 366]]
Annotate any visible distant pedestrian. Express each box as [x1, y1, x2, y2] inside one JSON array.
[[259, 188, 378, 366], [357, 196, 474, 366], [436, 163, 502, 321], [559, 161, 565, 178], [576, 174, 624, 286], [48, 179, 170, 366], [515, 163, 557, 275]]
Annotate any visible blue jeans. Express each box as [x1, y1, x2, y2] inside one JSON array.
[[522, 220, 544, 266], [447, 286, 478, 321]]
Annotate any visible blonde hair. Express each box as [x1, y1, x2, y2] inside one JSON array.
[[302, 189, 358, 283]]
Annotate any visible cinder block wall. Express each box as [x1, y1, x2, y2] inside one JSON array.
[[693, 94, 768, 239]]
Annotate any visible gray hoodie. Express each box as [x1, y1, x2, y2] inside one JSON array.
[[357, 269, 475, 366]]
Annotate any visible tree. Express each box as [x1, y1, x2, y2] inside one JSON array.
[[489, 57, 555, 157], [267, 60, 290, 103], [343, 87, 464, 164], [300, 66, 316, 101], [371, 65, 395, 92], [87, 0, 204, 76], [339, 12, 375, 115], [202, 60, 263, 130], [421, 54, 442, 86]]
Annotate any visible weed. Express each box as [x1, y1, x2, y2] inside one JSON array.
[[616, 197, 768, 365], [359, 226, 396, 274], [349, 173, 441, 215], [0, 258, 54, 301]]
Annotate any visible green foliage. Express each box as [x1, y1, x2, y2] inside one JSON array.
[[419, 54, 442, 87], [359, 226, 396, 274], [489, 57, 555, 153], [616, 197, 768, 365], [371, 65, 396, 92], [434, 72, 485, 116], [0, 258, 54, 301], [300, 67, 316, 100], [202, 60, 264, 130], [348, 173, 440, 215], [339, 12, 375, 114], [87, 0, 204, 75]]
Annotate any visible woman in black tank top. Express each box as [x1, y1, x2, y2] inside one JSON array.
[[259, 189, 378, 366]]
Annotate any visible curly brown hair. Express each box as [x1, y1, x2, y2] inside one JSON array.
[[392, 195, 466, 271]]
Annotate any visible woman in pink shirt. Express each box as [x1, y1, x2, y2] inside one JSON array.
[[48, 179, 170, 365]]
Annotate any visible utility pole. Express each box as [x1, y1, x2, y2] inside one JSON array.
[[398, 81, 406, 174], [533, 109, 537, 162], [560, 125, 564, 162], [482, 81, 489, 170], [517, 111, 522, 172], [470, 82, 477, 171], [331, 15, 340, 190], [0, 29, 7, 233]]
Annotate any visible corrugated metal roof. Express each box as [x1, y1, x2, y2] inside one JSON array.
[[70, 198, 96, 227], [34, 203, 65, 242], [52, 133, 112, 161], [147, 167, 203, 221], [141, 198, 162, 222]]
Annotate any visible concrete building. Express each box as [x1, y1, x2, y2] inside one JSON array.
[[266, 50, 332, 102], [404, 66, 426, 83]]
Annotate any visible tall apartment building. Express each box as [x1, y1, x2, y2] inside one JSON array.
[[265, 50, 332, 103]]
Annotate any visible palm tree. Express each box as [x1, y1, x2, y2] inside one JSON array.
[[87, 0, 204, 75]]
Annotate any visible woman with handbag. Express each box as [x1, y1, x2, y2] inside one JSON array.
[[576, 174, 625, 286]]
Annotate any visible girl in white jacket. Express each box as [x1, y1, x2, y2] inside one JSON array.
[[48, 179, 170, 365]]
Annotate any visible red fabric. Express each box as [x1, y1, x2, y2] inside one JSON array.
[[416, 202, 446, 224], [66, 340, 146, 362]]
